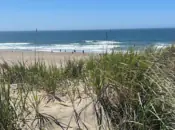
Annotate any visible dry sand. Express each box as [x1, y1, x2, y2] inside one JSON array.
[[10, 86, 105, 130], [1, 50, 108, 130], [0, 50, 90, 66]]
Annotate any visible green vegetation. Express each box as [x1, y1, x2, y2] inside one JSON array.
[[0, 45, 174, 130], [85, 46, 175, 130]]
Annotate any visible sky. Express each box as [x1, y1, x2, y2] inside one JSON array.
[[0, 0, 175, 31]]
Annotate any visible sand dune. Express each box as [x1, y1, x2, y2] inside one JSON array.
[[1, 50, 107, 130]]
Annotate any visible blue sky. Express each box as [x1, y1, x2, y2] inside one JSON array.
[[0, 0, 175, 31]]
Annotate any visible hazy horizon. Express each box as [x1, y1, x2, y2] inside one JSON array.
[[1, 27, 175, 32]]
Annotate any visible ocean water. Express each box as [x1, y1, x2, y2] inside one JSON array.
[[0, 28, 175, 53]]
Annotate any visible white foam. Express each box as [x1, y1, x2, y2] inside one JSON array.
[[85, 40, 94, 43], [95, 40, 121, 45], [0, 42, 30, 46], [154, 42, 170, 49], [0, 41, 119, 53], [85, 40, 121, 45]]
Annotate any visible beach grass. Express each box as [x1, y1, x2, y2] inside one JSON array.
[[0, 45, 174, 130]]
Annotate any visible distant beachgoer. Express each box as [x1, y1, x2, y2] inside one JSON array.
[[74, 50, 76, 53], [82, 50, 84, 54], [65, 50, 66, 52], [60, 49, 61, 52]]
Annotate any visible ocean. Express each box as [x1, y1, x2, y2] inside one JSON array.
[[0, 28, 175, 53]]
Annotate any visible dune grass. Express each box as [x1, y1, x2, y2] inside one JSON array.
[[84, 45, 175, 130], [0, 45, 174, 130]]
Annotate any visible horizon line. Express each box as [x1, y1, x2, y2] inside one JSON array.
[[0, 27, 175, 32]]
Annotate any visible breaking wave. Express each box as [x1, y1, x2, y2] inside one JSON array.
[[0, 41, 171, 53]]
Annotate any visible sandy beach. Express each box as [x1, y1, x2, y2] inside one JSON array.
[[0, 50, 90, 66]]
